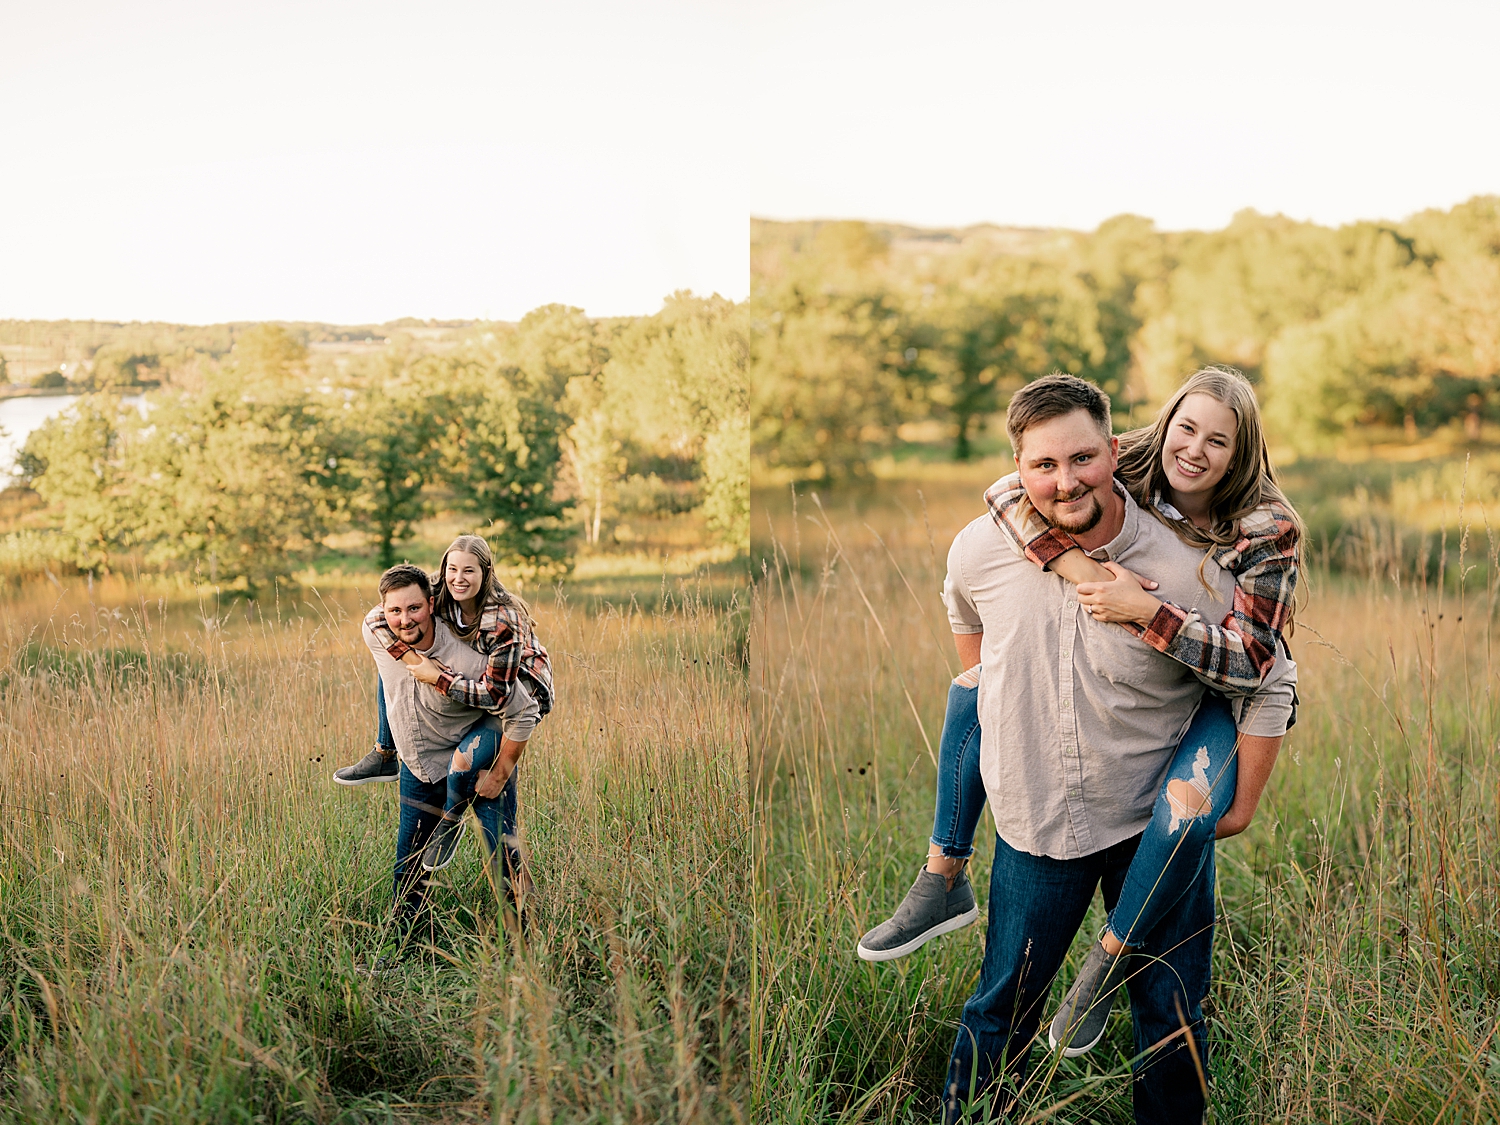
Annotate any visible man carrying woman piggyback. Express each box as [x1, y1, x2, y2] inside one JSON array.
[[333, 535, 553, 936]]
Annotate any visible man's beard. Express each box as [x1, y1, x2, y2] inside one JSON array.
[[1044, 489, 1104, 535]]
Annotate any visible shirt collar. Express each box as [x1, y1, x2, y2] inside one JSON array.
[[1151, 490, 1186, 522], [1087, 480, 1139, 562]]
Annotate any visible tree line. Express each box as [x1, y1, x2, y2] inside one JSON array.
[[13, 295, 748, 588], [751, 196, 1500, 478]]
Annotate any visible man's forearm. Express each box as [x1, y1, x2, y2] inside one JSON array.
[[1218, 732, 1282, 837], [476, 737, 527, 799], [954, 631, 982, 669]]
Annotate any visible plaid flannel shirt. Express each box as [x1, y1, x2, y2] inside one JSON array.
[[984, 472, 1299, 695], [365, 598, 554, 719]]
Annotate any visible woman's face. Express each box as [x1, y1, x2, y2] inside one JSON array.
[[444, 550, 484, 604], [1161, 393, 1239, 502]]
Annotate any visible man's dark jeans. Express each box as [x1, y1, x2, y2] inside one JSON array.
[[393, 760, 518, 920], [944, 831, 1214, 1124]]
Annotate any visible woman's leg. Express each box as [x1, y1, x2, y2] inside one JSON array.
[[857, 666, 987, 961], [377, 677, 395, 752], [445, 725, 499, 816], [1106, 693, 1239, 949], [928, 666, 988, 872], [1047, 694, 1238, 1055], [331, 677, 400, 785]]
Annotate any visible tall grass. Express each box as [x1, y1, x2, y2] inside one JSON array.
[[1, 575, 749, 1123], [751, 476, 1500, 1123]]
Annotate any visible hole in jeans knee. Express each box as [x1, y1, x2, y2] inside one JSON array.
[[1165, 777, 1212, 832], [452, 749, 472, 771]]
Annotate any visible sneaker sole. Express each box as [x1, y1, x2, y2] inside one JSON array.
[[421, 822, 467, 871], [332, 771, 400, 787], [1048, 1018, 1109, 1058], [856, 905, 980, 962]]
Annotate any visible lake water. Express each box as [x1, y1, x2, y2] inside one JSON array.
[[0, 395, 78, 482], [0, 394, 147, 483]]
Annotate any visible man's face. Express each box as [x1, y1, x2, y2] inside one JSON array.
[[383, 584, 435, 646], [1014, 409, 1119, 535]]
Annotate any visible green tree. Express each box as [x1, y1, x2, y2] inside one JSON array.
[[751, 221, 915, 480], [124, 370, 347, 588], [231, 324, 308, 384], [604, 295, 750, 547], [562, 376, 624, 547], [442, 361, 573, 577], [16, 397, 136, 572], [509, 304, 609, 401], [342, 379, 444, 568], [91, 344, 159, 389]]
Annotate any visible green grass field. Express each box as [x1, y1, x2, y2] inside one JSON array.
[[0, 573, 749, 1124], [751, 473, 1500, 1123]]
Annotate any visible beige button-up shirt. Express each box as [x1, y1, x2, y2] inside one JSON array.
[[363, 616, 494, 784], [943, 485, 1297, 860]]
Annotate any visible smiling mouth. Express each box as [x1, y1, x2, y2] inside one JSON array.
[[1173, 456, 1207, 477]]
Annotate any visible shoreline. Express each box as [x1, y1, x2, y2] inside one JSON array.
[[0, 385, 81, 400]]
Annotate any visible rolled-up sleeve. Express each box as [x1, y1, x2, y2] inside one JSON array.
[[943, 529, 984, 634], [1229, 645, 1297, 737]]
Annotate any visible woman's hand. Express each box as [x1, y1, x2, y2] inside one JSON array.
[[1075, 561, 1162, 626], [406, 652, 447, 686]]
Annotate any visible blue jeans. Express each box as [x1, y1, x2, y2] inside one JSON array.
[[944, 832, 1215, 1123], [442, 724, 521, 825], [1109, 694, 1237, 948], [376, 677, 395, 751], [393, 757, 519, 919], [931, 678, 986, 859], [929, 677, 1239, 928], [377, 680, 518, 822]]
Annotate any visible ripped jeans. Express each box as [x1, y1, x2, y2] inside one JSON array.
[[394, 755, 518, 917], [1107, 692, 1237, 947], [442, 724, 519, 836], [928, 670, 1238, 948]]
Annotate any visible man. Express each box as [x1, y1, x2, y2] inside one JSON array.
[[939, 375, 1295, 1123], [356, 564, 526, 946]]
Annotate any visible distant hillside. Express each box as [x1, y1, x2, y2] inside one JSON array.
[[0, 318, 495, 390]]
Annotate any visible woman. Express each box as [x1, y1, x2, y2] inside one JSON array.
[[341, 534, 554, 901], [856, 367, 1301, 1058]]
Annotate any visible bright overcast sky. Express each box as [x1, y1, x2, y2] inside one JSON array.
[[0, 1, 749, 324], [2, 2, 1498, 324], [749, 0, 1500, 233]]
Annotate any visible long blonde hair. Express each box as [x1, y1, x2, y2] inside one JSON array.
[[1117, 367, 1304, 609], [431, 534, 533, 643]]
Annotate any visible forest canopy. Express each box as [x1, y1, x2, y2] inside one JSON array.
[[751, 197, 1500, 479], [8, 296, 748, 588]]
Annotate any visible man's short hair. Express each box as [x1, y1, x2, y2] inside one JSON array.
[[1005, 373, 1112, 453], [378, 563, 432, 601]]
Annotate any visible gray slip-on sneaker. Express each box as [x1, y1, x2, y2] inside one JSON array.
[[334, 745, 400, 786], [421, 818, 468, 872], [1048, 939, 1132, 1057], [857, 866, 979, 962]]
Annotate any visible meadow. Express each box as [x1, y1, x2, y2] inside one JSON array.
[[0, 570, 749, 1124], [751, 470, 1500, 1123]]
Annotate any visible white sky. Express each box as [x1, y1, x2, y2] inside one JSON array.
[[2, 2, 1497, 323], [0, 1, 750, 324], [747, 0, 1500, 233]]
